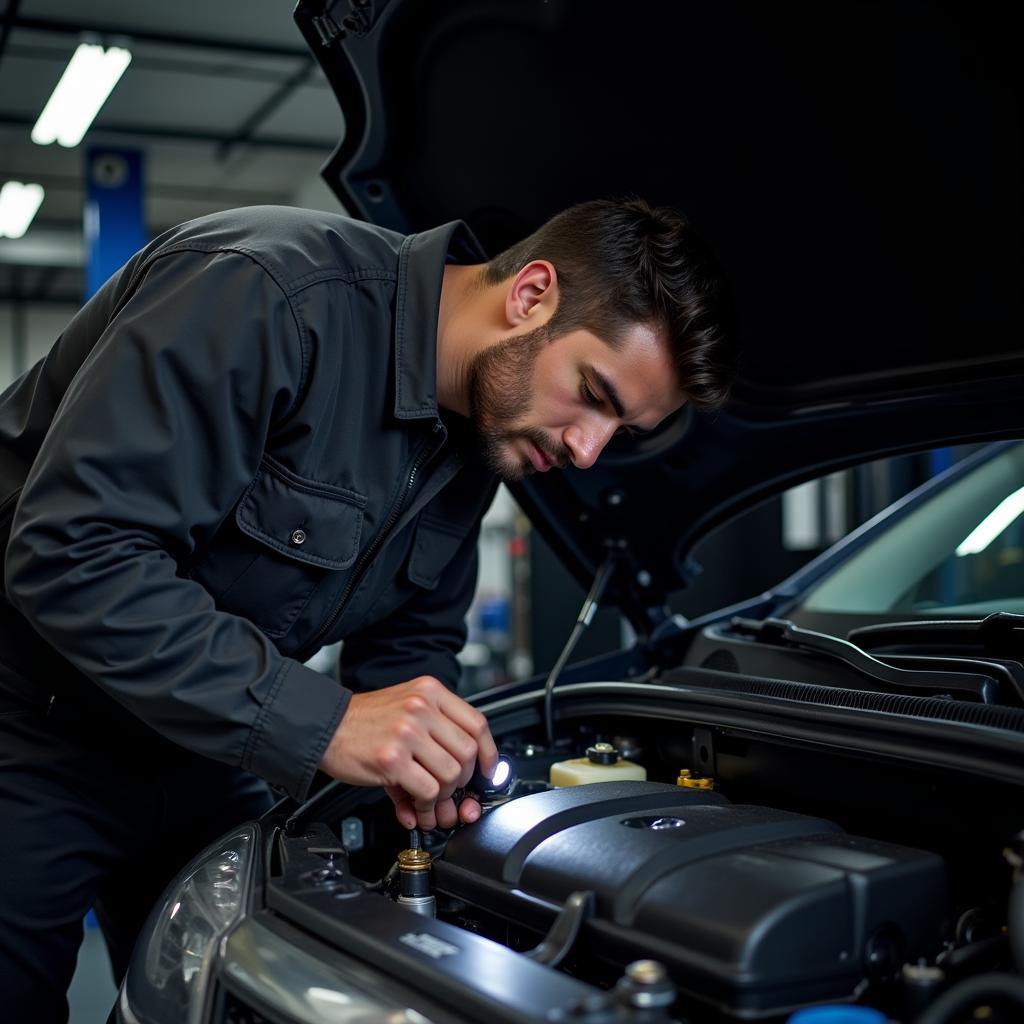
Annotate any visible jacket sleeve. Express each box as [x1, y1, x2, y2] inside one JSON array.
[[4, 247, 350, 800], [338, 521, 483, 693]]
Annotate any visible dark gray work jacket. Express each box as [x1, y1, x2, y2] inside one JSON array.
[[0, 206, 497, 800]]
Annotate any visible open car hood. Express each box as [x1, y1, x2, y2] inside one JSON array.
[[295, 0, 1023, 618]]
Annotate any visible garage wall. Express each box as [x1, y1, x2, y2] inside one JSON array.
[[0, 173, 344, 395], [0, 301, 82, 391]]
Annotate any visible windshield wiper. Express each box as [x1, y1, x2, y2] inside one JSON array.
[[730, 617, 1005, 704], [848, 613, 1024, 658]]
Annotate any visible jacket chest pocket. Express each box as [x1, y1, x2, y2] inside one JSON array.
[[344, 512, 476, 637], [406, 514, 473, 590], [190, 460, 366, 639]]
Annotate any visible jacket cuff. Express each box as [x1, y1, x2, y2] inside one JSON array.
[[243, 660, 351, 801]]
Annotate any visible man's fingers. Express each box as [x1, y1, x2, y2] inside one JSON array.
[[466, 723, 499, 780], [397, 680, 491, 788], [427, 716, 481, 787], [458, 795, 482, 824], [392, 760, 439, 828], [434, 796, 458, 830], [384, 785, 417, 830], [385, 785, 484, 832], [320, 676, 498, 833], [412, 794, 438, 831], [433, 687, 499, 776], [412, 744, 464, 798], [476, 728, 499, 778]]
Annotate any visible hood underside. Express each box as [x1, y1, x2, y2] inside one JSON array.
[[296, 0, 1023, 605]]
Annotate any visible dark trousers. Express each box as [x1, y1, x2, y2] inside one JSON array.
[[0, 679, 273, 1024]]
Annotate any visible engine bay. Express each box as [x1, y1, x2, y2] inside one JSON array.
[[264, 704, 1024, 1024]]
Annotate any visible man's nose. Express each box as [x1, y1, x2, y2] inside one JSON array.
[[565, 420, 617, 470]]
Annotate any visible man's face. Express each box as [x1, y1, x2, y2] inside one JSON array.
[[467, 321, 684, 482]]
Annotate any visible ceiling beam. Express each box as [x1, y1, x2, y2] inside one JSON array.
[[11, 14, 309, 59], [10, 171, 291, 203], [219, 59, 318, 159], [0, 115, 332, 152], [8, 40, 309, 83], [0, 227, 83, 267], [0, 289, 81, 305]]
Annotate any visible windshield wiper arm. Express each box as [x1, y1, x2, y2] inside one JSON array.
[[848, 613, 1024, 658], [731, 617, 1003, 704]]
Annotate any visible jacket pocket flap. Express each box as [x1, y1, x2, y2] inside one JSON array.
[[236, 461, 366, 570], [407, 515, 470, 590]]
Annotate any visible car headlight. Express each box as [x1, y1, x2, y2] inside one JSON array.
[[120, 825, 256, 1024]]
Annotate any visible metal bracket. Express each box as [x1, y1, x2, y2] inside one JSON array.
[[692, 726, 716, 776], [311, 11, 343, 48], [524, 890, 595, 968]]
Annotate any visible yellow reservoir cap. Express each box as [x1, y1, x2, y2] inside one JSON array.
[[677, 769, 714, 789]]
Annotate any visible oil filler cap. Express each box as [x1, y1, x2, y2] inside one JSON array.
[[786, 1008, 887, 1024]]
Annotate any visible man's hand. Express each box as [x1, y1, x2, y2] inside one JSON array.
[[319, 675, 498, 830]]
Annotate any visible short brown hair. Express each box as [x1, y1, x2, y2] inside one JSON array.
[[480, 198, 736, 410]]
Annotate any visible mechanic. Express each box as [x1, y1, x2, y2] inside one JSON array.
[[0, 197, 733, 1018]]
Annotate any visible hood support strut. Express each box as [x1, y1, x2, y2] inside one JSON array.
[[543, 551, 621, 748]]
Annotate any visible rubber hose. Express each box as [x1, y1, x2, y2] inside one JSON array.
[[914, 973, 1024, 1024]]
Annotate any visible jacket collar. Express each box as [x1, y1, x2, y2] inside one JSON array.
[[393, 220, 488, 421]]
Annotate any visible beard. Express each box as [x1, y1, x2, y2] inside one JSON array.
[[467, 323, 572, 482]]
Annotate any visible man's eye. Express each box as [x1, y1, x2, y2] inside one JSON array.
[[580, 379, 602, 407]]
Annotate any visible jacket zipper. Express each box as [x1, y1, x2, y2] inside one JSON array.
[[302, 426, 442, 655]]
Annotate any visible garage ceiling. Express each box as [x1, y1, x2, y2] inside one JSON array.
[[0, 0, 345, 303]]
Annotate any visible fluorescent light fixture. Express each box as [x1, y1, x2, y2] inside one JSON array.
[[0, 182, 45, 238], [31, 43, 131, 148], [956, 484, 1024, 556]]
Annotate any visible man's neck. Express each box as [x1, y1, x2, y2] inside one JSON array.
[[436, 263, 487, 417]]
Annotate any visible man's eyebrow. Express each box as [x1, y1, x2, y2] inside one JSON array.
[[589, 367, 627, 419]]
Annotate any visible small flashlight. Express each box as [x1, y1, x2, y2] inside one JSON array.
[[468, 755, 513, 796]]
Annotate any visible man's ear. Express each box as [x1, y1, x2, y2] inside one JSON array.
[[504, 260, 558, 328]]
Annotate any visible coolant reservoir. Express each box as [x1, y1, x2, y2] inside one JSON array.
[[550, 742, 647, 787]]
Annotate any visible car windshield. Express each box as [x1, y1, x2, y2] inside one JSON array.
[[797, 442, 1024, 617]]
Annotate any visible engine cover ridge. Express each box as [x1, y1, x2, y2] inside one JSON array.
[[437, 781, 946, 1018]]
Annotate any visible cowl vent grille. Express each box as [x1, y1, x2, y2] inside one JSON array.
[[663, 666, 1024, 733]]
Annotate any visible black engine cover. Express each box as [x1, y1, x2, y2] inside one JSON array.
[[436, 781, 946, 1019]]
